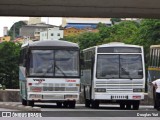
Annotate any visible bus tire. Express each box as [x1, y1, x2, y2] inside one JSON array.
[[85, 99, 90, 107], [56, 102, 62, 108], [120, 103, 125, 109], [154, 100, 157, 109], [27, 101, 34, 107], [126, 103, 131, 110], [63, 101, 68, 108], [22, 99, 27, 106], [133, 100, 140, 110], [91, 100, 99, 109], [153, 88, 157, 109], [68, 101, 76, 108]]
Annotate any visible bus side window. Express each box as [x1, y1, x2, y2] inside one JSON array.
[[149, 49, 152, 67], [157, 49, 159, 67], [158, 49, 160, 67], [152, 49, 155, 67]]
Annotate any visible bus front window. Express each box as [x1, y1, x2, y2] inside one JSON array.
[[29, 50, 79, 77], [120, 54, 143, 79], [55, 50, 79, 76], [97, 55, 119, 78], [96, 54, 143, 79], [29, 50, 54, 76]]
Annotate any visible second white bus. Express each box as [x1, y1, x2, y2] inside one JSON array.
[[81, 42, 146, 110]]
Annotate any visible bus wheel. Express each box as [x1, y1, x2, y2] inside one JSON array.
[[120, 103, 125, 109], [91, 100, 99, 109], [68, 101, 76, 108], [85, 99, 90, 107], [133, 101, 140, 110], [56, 102, 62, 108], [154, 100, 157, 109], [126, 103, 131, 110], [63, 101, 68, 108], [27, 101, 34, 107], [22, 99, 27, 106]]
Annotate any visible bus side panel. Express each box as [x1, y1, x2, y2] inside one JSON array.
[[81, 69, 92, 99], [19, 66, 27, 100]]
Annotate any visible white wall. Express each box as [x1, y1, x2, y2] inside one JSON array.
[[40, 27, 63, 41]]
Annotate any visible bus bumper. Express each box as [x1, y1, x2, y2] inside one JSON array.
[[27, 92, 79, 101], [94, 93, 144, 100]]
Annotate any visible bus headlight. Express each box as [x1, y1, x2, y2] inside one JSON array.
[[95, 88, 106, 92], [133, 88, 144, 92]]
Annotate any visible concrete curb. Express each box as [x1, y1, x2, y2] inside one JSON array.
[[0, 103, 41, 111]]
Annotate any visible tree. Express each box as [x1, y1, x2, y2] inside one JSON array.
[[77, 32, 101, 50], [64, 35, 78, 44], [8, 21, 27, 40], [110, 18, 121, 25], [0, 42, 21, 89], [133, 19, 160, 47], [97, 23, 111, 42], [105, 21, 139, 44]]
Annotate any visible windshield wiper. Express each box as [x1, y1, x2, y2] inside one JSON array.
[[121, 67, 132, 80], [55, 64, 66, 76]]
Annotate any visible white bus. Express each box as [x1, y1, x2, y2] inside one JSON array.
[[19, 40, 80, 108], [81, 42, 145, 110]]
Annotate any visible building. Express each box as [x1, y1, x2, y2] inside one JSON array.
[[19, 23, 54, 41], [28, 17, 41, 25], [0, 36, 10, 43], [40, 27, 64, 40], [64, 27, 84, 37], [62, 17, 112, 29], [3, 27, 8, 36]]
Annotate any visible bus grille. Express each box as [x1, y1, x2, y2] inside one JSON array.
[[31, 83, 78, 92], [95, 81, 144, 93], [42, 87, 78, 91], [43, 95, 64, 99]]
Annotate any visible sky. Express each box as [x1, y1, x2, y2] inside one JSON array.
[[0, 17, 62, 37]]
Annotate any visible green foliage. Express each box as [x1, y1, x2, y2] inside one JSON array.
[[77, 32, 101, 50], [65, 32, 101, 50], [97, 23, 111, 41], [131, 19, 160, 66], [133, 19, 160, 47], [110, 18, 121, 25], [106, 21, 139, 44], [64, 35, 78, 44], [0, 42, 21, 89], [8, 21, 27, 40]]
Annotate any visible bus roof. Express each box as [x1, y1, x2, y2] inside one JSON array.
[[21, 40, 79, 48], [150, 45, 160, 48], [83, 42, 142, 51], [98, 42, 142, 48]]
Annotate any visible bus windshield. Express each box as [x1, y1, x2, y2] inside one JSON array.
[[29, 50, 79, 77], [96, 54, 143, 79]]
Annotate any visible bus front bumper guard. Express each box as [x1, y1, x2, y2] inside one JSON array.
[[27, 92, 79, 101]]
